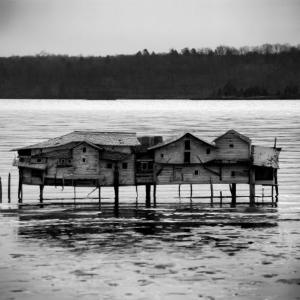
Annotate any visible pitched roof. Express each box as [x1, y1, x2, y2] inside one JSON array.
[[213, 129, 251, 144], [148, 132, 216, 150], [14, 131, 140, 150]]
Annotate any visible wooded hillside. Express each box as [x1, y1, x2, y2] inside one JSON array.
[[0, 44, 299, 99]]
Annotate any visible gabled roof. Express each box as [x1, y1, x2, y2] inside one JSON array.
[[13, 131, 140, 150], [148, 133, 216, 150], [213, 129, 251, 144]]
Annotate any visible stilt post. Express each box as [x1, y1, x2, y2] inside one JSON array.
[[145, 184, 151, 208], [249, 167, 255, 207], [271, 185, 274, 206], [178, 184, 181, 198], [98, 186, 101, 210], [153, 184, 157, 208], [220, 191, 223, 207], [18, 169, 23, 203], [210, 178, 214, 206], [8, 173, 11, 203], [274, 169, 279, 203], [231, 183, 236, 207], [0, 177, 2, 204], [39, 185, 44, 204], [114, 163, 119, 212], [190, 184, 193, 198]]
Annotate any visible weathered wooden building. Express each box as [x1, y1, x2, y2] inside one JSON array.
[[13, 129, 281, 207]]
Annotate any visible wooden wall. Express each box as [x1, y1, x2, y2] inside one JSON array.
[[215, 132, 250, 161]]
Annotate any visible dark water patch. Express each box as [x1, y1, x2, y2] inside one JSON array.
[[276, 278, 300, 285]]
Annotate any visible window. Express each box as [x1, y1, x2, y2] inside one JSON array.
[[122, 162, 128, 169], [82, 158, 86, 163], [142, 162, 147, 170], [231, 171, 236, 177], [107, 163, 112, 169], [184, 140, 191, 150], [206, 148, 211, 155], [61, 159, 65, 164], [229, 144, 234, 148], [32, 169, 42, 178], [160, 153, 164, 158], [37, 158, 42, 163], [194, 170, 199, 176], [148, 162, 153, 170], [68, 159, 72, 164], [184, 152, 190, 163], [83, 147, 86, 153]]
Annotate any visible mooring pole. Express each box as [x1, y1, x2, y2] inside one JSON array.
[[0, 177, 2, 204], [114, 163, 119, 212], [8, 173, 11, 204], [231, 183, 236, 207], [249, 167, 255, 207], [190, 184, 193, 198], [145, 184, 151, 208], [135, 185, 138, 208], [18, 169, 23, 203], [178, 184, 181, 198], [73, 185, 76, 204], [220, 191, 223, 207], [153, 184, 157, 208], [271, 185, 274, 206], [210, 178, 214, 206]]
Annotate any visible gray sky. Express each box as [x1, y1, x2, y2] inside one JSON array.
[[0, 0, 299, 56]]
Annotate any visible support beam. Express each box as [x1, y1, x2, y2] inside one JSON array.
[[220, 191, 223, 207], [98, 186, 101, 210], [190, 184, 193, 198], [8, 173, 11, 204], [73, 185, 76, 204], [114, 163, 119, 212], [18, 169, 23, 203], [249, 167, 255, 207], [153, 184, 157, 208], [231, 183, 236, 207], [178, 184, 181, 198], [0, 177, 2, 204], [39, 185, 44, 204], [145, 184, 151, 208], [210, 178, 214, 206], [274, 169, 279, 203], [271, 185, 274, 206]]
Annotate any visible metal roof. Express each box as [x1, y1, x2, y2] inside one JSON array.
[[14, 131, 140, 150], [148, 133, 216, 150]]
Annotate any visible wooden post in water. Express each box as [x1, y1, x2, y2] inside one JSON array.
[[178, 184, 181, 198], [18, 169, 23, 203], [8, 173, 11, 204], [73, 185, 76, 204], [114, 163, 119, 212], [210, 178, 214, 206], [153, 184, 157, 208], [98, 186, 101, 210], [274, 169, 279, 203], [39, 185, 44, 204], [220, 191, 223, 207], [145, 184, 151, 208], [0, 177, 2, 204], [249, 167, 256, 207], [190, 184, 193, 198], [271, 185, 274, 206], [231, 183, 236, 207]]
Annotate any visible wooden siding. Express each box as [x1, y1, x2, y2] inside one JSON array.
[[252, 146, 280, 169], [215, 132, 250, 161], [154, 137, 215, 164]]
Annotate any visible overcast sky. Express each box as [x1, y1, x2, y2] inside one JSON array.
[[0, 0, 299, 56]]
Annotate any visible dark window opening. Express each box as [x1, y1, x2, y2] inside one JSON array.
[[160, 153, 164, 158], [184, 152, 190, 163], [185, 140, 191, 150], [122, 162, 128, 169], [32, 169, 42, 178], [229, 144, 234, 148], [83, 147, 86, 153], [194, 170, 199, 176], [107, 163, 112, 169], [148, 162, 153, 170], [142, 162, 147, 170], [61, 159, 65, 164], [19, 157, 25, 162], [68, 159, 72, 164], [37, 158, 42, 163], [206, 148, 211, 155], [82, 158, 86, 163], [231, 171, 236, 177]]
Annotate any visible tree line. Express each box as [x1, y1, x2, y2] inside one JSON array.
[[0, 44, 299, 99]]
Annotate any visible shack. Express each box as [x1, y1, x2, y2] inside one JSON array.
[[13, 129, 281, 207]]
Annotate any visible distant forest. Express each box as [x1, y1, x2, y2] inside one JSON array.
[[0, 44, 300, 99]]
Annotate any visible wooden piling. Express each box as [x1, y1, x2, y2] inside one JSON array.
[[18, 170, 23, 203], [220, 191, 223, 207], [145, 184, 151, 208], [190, 184, 193, 198], [231, 183, 236, 207], [210, 178, 214, 206], [249, 167, 255, 207], [98, 186, 101, 209], [73, 185, 76, 204], [8, 173, 11, 203], [271, 185, 274, 206], [39, 185, 44, 203], [153, 184, 157, 208], [178, 184, 181, 198], [0, 177, 2, 204], [114, 163, 119, 211], [274, 169, 279, 203]]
